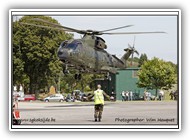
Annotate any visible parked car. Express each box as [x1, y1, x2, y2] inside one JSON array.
[[24, 95, 36, 101], [17, 94, 36, 102], [17, 96, 25, 101], [65, 93, 74, 102], [44, 94, 65, 102], [13, 91, 24, 98], [72, 90, 89, 101]]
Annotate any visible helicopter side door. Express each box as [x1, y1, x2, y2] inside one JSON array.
[[94, 49, 110, 70]]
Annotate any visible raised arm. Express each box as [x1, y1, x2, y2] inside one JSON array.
[[103, 91, 111, 100], [87, 93, 94, 101]]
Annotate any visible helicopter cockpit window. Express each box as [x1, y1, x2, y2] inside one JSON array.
[[65, 41, 82, 50], [60, 41, 68, 48]]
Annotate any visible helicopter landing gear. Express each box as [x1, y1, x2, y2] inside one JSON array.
[[63, 69, 70, 74], [63, 64, 69, 74], [75, 73, 82, 80], [105, 72, 112, 81]]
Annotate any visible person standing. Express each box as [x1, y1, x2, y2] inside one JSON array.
[[121, 91, 126, 101], [129, 90, 133, 101], [159, 90, 164, 101], [88, 84, 110, 122], [147, 92, 151, 101], [144, 90, 147, 101], [169, 91, 174, 100], [13, 95, 18, 109], [110, 91, 115, 101], [125, 91, 129, 101], [13, 95, 21, 125]]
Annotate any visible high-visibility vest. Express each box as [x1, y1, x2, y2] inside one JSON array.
[[94, 89, 104, 105]]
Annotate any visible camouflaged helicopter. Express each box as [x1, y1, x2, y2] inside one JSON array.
[[22, 18, 165, 80]]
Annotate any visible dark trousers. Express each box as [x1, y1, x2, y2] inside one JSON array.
[[94, 104, 104, 119], [122, 96, 126, 101]]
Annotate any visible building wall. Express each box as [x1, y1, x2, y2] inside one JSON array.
[[94, 68, 156, 101], [115, 69, 140, 100], [94, 75, 116, 98], [115, 68, 156, 100]]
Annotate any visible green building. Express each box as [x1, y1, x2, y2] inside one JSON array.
[[94, 68, 156, 100]]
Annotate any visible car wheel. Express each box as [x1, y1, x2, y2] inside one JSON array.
[[45, 99, 49, 102], [59, 99, 63, 102]]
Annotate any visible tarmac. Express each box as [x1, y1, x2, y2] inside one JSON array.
[[17, 100, 178, 126]]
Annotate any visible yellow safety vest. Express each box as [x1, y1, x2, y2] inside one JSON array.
[[94, 89, 104, 105]]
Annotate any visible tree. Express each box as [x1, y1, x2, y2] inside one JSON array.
[[13, 16, 73, 94], [60, 72, 94, 93], [138, 53, 148, 67], [137, 57, 177, 97]]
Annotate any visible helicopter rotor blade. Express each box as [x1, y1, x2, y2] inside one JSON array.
[[20, 22, 72, 32], [102, 31, 166, 35], [100, 25, 134, 32], [133, 36, 136, 48], [134, 50, 139, 56], [128, 43, 133, 48], [30, 18, 86, 34], [25, 18, 166, 36]]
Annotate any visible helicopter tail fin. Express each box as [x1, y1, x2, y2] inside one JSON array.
[[120, 46, 139, 67], [120, 48, 133, 66]]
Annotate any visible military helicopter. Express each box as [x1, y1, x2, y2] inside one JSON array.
[[22, 18, 165, 80]]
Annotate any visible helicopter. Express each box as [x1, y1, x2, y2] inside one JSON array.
[[22, 18, 165, 80]]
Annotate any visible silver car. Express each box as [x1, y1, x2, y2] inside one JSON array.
[[44, 94, 64, 102]]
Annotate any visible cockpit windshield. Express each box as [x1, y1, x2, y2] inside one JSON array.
[[60, 41, 68, 48], [60, 40, 82, 50]]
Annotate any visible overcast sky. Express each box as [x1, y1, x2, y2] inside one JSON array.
[[52, 15, 178, 64], [13, 13, 178, 64]]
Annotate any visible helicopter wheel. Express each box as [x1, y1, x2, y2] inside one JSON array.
[[63, 69, 70, 74]]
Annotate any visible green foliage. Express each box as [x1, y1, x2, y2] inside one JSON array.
[[128, 57, 139, 63], [13, 16, 73, 94], [137, 57, 177, 96], [126, 54, 148, 68], [138, 53, 148, 67], [58, 71, 94, 93]]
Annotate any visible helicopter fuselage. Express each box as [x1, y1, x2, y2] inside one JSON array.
[[22, 17, 164, 75], [57, 35, 125, 74]]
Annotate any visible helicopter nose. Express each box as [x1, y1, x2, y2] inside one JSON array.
[[58, 48, 70, 60]]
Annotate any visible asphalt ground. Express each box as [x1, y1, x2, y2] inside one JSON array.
[[16, 100, 178, 126]]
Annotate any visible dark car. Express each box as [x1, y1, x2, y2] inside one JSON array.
[[65, 93, 74, 102]]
